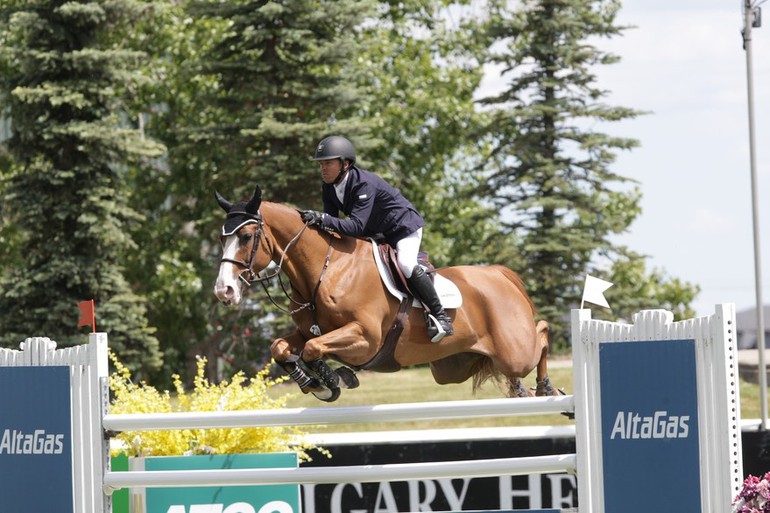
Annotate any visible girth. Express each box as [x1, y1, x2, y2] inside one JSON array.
[[356, 296, 410, 373]]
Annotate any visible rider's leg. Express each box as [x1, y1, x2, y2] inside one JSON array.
[[407, 266, 454, 341], [397, 229, 454, 342]]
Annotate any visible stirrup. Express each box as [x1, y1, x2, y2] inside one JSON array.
[[426, 314, 448, 343]]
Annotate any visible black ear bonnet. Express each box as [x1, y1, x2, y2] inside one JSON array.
[[216, 186, 263, 236]]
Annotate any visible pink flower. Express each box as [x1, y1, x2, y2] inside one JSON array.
[[734, 474, 770, 513], [758, 480, 770, 500]]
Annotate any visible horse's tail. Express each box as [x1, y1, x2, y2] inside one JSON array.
[[493, 265, 538, 317], [471, 358, 497, 393]]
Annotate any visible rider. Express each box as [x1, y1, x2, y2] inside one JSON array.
[[300, 135, 454, 342]]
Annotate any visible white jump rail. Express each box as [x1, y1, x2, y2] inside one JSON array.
[[103, 454, 577, 490], [102, 396, 577, 492], [103, 395, 575, 431]]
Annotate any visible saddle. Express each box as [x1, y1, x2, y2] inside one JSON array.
[[378, 244, 432, 294], [357, 241, 462, 373], [372, 241, 462, 309]]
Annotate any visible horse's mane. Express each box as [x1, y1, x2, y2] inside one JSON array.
[[262, 200, 363, 249]]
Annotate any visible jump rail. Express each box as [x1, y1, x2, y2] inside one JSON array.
[[0, 305, 743, 513], [103, 454, 577, 490], [103, 395, 575, 431], [101, 394, 578, 492]]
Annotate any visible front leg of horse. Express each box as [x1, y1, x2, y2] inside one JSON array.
[[271, 334, 324, 395], [300, 322, 371, 402]]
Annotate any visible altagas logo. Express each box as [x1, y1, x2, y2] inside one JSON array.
[[0, 429, 65, 455], [610, 411, 690, 440]]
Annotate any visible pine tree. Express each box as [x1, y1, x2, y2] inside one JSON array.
[[356, 1, 506, 267], [0, 0, 164, 373], [116, 0, 380, 381], [184, 0, 377, 204], [479, 0, 652, 348]]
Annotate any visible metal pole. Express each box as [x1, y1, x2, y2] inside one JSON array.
[[743, 0, 768, 429]]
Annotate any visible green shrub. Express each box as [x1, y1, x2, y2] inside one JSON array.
[[109, 352, 326, 461]]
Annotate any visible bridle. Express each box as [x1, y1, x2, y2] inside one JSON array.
[[218, 210, 334, 317], [218, 211, 269, 286]]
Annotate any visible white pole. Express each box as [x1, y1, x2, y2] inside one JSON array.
[[103, 395, 575, 432], [103, 454, 577, 491], [743, 0, 768, 429]]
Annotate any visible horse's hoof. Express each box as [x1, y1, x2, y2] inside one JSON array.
[[312, 387, 341, 402], [509, 378, 529, 398], [535, 376, 563, 397], [307, 359, 340, 389], [336, 367, 359, 389]]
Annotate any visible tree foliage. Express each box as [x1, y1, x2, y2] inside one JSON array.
[[185, 0, 378, 203], [356, 1, 510, 267], [0, 0, 701, 379], [477, 0, 697, 347], [0, 0, 163, 373]]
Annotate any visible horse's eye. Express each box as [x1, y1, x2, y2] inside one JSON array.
[[240, 232, 252, 244]]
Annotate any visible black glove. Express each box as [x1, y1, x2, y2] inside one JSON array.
[[300, 210, 325, 227]]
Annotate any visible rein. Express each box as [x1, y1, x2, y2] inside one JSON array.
[[219, 216, 334, 318]]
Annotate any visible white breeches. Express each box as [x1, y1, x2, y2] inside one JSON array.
[[396, 228, 422, 278]]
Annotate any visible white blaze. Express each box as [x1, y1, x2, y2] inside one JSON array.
[[214, 235, 244, 304]]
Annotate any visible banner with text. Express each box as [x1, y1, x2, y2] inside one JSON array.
[[0, 366, 73, 513], [137, 453, 300, 513], [600, 339, 701, 513]]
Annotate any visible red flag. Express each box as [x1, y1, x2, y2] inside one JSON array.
[[77, 300, 96, 333]]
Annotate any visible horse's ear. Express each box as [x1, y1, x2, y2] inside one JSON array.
[[215, 191, 233, 212], [245, 185, 262, 214]]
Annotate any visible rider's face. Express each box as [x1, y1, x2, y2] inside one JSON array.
[[319, 159, 344, 184]]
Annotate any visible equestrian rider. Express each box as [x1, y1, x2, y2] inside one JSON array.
[[300, 135, 454, 342]]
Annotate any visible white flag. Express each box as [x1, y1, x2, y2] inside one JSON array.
[[582, 274, 613, 309]]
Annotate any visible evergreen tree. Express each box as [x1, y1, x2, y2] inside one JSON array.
[[357, 1, 509, 268], [118, 0, 381, 382], [0, 0, 164, 373], [184, 0, 378, 204], [478, 0, 697, 348]]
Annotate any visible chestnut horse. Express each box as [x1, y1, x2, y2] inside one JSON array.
[[214, 186, 560, 402]]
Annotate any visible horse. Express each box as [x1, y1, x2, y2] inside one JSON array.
[[213, 185, 560, 402]]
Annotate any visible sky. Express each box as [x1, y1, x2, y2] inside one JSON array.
[[481, 0, 770, 319], [596, 0, 770, 318]]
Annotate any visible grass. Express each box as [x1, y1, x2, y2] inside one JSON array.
[[269, 365, 575, 433], [740, 378, 762, 421], [269, 363, 764, 433]]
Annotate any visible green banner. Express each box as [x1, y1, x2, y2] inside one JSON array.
[[110, 453, 129, 513], [139, 453, 299, 513]]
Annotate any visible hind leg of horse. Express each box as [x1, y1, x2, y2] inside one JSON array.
[[532, 320, 562, 397], [507, 378, 530, 398]]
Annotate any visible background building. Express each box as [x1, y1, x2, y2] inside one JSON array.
[[736, 306, 770, 349]]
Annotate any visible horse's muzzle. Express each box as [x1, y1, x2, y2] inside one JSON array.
[[214, 283, 240, 306]]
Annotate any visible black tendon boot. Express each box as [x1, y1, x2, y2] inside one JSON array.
[[407, 265, 454, 342]]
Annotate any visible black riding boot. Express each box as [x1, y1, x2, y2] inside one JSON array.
[[407, 265, 454, 342]]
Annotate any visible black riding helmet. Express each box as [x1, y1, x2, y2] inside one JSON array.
[[310, 135, 356, 165], [310, 135, 356, 185]]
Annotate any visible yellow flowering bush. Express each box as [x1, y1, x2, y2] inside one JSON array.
[[109, 352, 326, 461]]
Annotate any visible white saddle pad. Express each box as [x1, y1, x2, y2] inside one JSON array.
[[370, 240, 462, 309]]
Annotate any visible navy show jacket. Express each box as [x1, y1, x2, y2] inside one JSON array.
[[320, 166, 424, 245]]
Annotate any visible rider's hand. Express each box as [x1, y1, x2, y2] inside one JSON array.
[[300, 210, 325, 227]]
